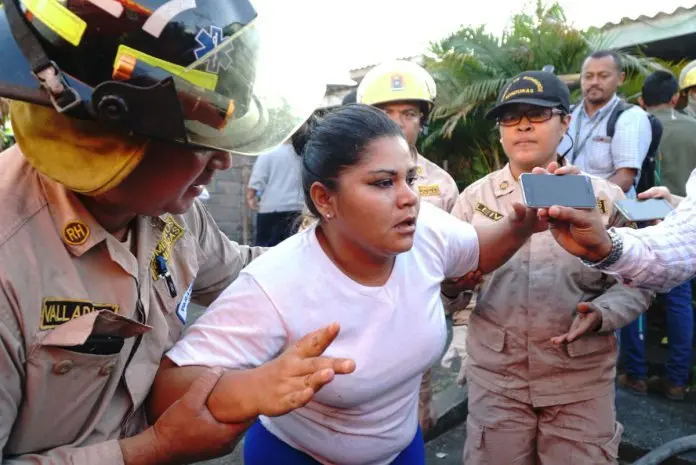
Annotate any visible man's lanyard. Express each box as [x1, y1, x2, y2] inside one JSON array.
[[571, 99, 619, 164]]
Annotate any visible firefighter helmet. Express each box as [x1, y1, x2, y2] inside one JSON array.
[[0, 0, 325, 155], [356, 60, 436, 117]]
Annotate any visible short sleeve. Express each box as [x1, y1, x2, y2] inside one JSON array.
[[167, 272, 287, 369], [612, 108, 652, 171], [420, 203, 480, 278], [247, 154, 269, 191]]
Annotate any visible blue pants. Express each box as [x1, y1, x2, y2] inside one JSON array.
[[621, 280, 694, 386], [244, 420, 426, 465]]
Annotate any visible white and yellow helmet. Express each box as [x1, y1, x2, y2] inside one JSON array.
[[357, 61, 437, 116], [679, 60, 696, 92]]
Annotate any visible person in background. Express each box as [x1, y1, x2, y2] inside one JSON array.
[[559, 50, 652, 199], [356, 60, 459, 434], [246, 137, 305, 246], [679, 60, 696, 119], [617, 70, 696, 400], [449, 71, 651, 465]]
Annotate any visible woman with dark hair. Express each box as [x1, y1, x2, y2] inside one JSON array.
[[151, 104, 552, 465]]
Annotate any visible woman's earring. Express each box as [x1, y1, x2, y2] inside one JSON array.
[[325, 212, 333, 220]]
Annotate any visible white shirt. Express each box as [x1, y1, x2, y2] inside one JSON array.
[[559, 95, 652, 199], [248, 143, 305, 213], [606, 168, 696, 292], [167, 202, 479, 465]]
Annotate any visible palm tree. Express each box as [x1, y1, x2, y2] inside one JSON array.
[[421, 0, 665, 188], [0, 98, 12, 151]]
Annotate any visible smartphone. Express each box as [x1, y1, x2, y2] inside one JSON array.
[[614, 198, 673, 222], [520, 173, 596, 208]]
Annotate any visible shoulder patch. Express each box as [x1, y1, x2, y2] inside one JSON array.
[[475, 202, 503, 221], [62, 221, 90, 246], [41, 298, 118, 330], [418, 184, 441, 197], [596, 199, 608, 214], [151, 216, 185, 279]]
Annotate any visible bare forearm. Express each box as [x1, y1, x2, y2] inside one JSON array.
[[608, 169, 636, 193], [150, 358, 259, 424], [245, 188, 258, 209], [474, 219, 530, 274], [120, 430, 158, 465]]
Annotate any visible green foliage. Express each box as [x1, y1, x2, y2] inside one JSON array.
[[421, 0, 668, 189]]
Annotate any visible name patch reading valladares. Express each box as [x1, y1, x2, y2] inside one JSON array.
[[475, 202, 503, 221], [40, 298, 119, 330]]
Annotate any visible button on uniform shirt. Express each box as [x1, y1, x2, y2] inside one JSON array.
[[609, 168, 696, 293], [0, 145, 263, 464], [560, 95, 652, 199]]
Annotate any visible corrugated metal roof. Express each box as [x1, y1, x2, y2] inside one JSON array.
[[600, 3, 696, 29]]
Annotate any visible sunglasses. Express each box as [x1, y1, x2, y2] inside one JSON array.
[[497, 107, 565, 127]]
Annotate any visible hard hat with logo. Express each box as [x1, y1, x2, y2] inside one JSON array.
[[679, 60, 696, 92], [357, 61, 437, 117], [0, 0, 325, 156]]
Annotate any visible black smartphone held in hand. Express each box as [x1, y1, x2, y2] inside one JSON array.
[[614, 198, 673, 222], [520, 173, 596, 209]]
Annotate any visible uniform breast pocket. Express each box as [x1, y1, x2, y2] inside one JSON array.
[[15, 345, 123, 453], [587, 138, 613, 173]]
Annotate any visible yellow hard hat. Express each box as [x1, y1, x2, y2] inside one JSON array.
[[679, 60, 696, 92], [357, 61, 437, 114]]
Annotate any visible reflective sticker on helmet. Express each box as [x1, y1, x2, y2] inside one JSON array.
[[21, 0, 87, 46], [194, 26, 234, 73], [142, 0, 197, 38], [85, 0, 124, 18], [115, 45, 218, 90]]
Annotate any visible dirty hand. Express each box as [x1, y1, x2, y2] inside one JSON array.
[[550, 302, 603, 344], [147, 367, 244, 465], [537, 202, 612, 262], [441, 270, 483, 298], [531, 161, 582, 176], [509, 202, 548, 236], [250, 322, 355, 418], [638, 185, 673, 205]]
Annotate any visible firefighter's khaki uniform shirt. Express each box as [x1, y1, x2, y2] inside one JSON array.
[[453, 165, 652, 406], [414, 154, 458, 213], [0, 146, 262, 464], [413, 153, 458, 432]]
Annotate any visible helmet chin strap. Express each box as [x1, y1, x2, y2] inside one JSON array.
[[3, 0, 82, 114]]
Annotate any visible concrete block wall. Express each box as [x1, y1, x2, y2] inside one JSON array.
[[204, 154, 256, 244]]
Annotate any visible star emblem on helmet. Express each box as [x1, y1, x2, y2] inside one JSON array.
[[194, 26, 234, 73]]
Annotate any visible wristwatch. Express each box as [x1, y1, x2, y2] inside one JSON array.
[[581, 228, 624, 270]]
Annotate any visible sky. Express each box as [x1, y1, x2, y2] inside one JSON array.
[[251, 0, 695, 84]]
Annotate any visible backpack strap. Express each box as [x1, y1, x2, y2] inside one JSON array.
[[605, 100, 632, 139]]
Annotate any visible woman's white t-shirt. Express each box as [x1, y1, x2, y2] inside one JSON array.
[[167, 202, 480, 465]]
